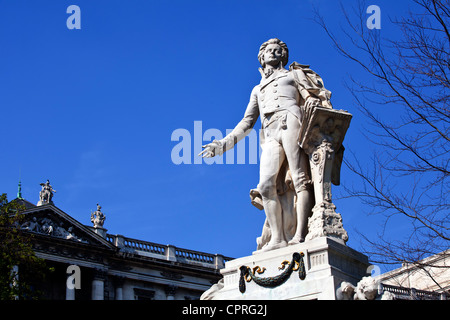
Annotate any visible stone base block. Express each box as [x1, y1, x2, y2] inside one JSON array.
[[202, 237, 370, 300], [93, 227, 108, 238]]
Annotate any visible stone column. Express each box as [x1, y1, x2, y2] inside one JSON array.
[[91, 269, 106, 300], [66, 284, 75, 300], [114, 276, 125, 300], [66, 265, 81, 300]]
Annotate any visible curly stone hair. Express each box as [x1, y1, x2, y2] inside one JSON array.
[[258, 38, 289, 68]]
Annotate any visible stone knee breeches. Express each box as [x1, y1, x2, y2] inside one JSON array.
[[258, 111, 311, 198]]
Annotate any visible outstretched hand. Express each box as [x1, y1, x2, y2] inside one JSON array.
[[198, 140, 222, 158]]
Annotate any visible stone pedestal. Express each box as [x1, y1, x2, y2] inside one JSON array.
[[37, 200, 53, 206], [202, 237, 369, 300], [93, 227, 108, 239], [299, 107, 352, 244]]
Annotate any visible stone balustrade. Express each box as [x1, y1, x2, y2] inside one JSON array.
[[106, 234, 232, 270], [380, 283, 448, 300]]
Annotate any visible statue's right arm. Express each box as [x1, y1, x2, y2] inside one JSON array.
[[220, 87, 260, 153], [199, 87, 259, 158]]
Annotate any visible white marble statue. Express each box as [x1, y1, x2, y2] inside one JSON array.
[[200, 38, 349, 253]]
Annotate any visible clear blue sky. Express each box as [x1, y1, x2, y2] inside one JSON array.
[[0, 0, 413, 270]]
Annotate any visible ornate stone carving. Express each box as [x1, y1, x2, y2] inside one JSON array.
[[306, 202, 348, 243], [238, 252, 305, 293], [300, 107, 352, 244], [161, 271, 184, 280], [93, 268, 108, 281], [336, 277, 394, 300], [21, 215, 88, 243]]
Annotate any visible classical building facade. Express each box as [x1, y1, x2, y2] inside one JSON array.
[[8, 181, 448, 300], [376, 250, 450, 300], [13, 187, 231, 300]]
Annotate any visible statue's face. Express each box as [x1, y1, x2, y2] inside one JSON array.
[[263, 43, 283, 67]]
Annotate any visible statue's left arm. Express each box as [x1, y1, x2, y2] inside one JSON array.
[[290, 64, 333, 109]]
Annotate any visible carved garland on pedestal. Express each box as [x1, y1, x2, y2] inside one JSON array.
[[238, 252, 305, 293]]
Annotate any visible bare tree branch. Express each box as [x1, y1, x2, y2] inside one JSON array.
[[314, 0, 449, 288]]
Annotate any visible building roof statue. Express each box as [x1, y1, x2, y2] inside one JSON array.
[[37, 179, 56, 206], [91, 203, 106, 228]]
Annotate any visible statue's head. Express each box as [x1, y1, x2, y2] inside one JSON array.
[[258, 38, 289, 68]]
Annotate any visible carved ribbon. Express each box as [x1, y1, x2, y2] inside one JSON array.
[[239, 252, 305, 293]]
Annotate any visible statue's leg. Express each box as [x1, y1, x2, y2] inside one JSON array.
[[288, 187, 314, 244], [257, 137, 286, 252], [281, 113, 314, 244]]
